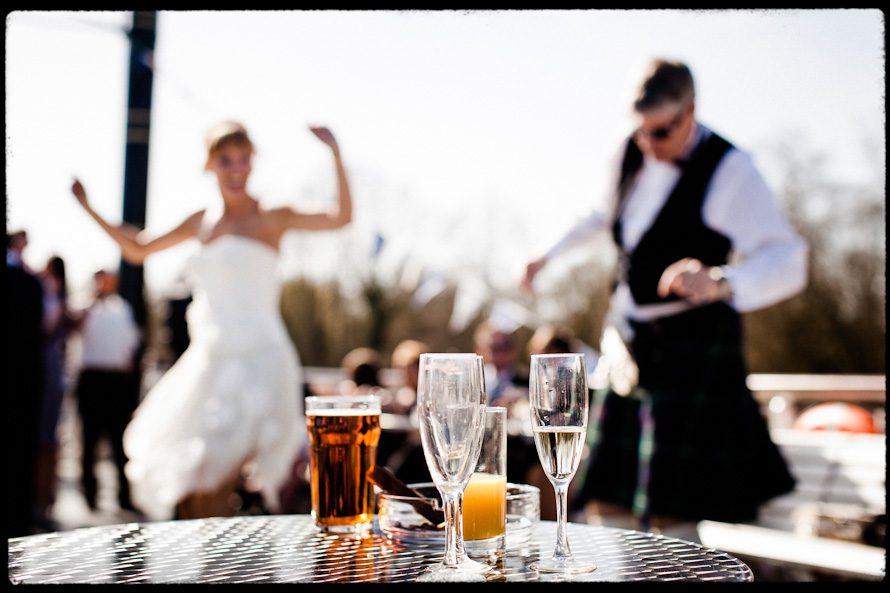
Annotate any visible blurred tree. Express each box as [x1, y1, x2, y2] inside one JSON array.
[[530, 240, 614, 352], [280, 278, 368, 368], [359, 274, 395, 354], [744, 133, 885, 373]]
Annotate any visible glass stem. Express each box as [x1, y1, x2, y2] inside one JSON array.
[[442, 490, 465, 567], [553, 480, 572, 561]]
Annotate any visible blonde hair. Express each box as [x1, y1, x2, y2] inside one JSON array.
[[527, 324, 575, 356], [391, 339, 428, 369], [204, 120, 254, 160]]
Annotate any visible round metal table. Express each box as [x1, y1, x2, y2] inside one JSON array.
[[8, 515, 752, 583]]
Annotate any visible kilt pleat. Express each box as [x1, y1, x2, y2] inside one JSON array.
[[576, 302, 796, 523]]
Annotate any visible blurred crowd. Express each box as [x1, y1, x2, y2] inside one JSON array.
[[8, 230, 144, 536]]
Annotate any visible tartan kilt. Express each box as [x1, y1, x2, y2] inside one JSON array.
[[575, 302, 796, 523]]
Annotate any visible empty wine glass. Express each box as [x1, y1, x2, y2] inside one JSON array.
[[415, 353, 490, 581], [529, 353, 596, 574]]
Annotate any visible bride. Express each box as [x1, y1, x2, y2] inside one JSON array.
[[70, 121, 352, 519]]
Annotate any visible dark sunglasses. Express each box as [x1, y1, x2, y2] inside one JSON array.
[[634, 104, 689, 141]]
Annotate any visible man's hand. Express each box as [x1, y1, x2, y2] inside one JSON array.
[[521, 256, 547, 293], [657, 257, 731, 304]]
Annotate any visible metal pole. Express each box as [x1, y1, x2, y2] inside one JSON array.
[[118, 10, 156, 330], [119, 12, 156, 410]]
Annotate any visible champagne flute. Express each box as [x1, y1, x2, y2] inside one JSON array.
[[416, 353, 490, 581], [529, 353, 596, 574]]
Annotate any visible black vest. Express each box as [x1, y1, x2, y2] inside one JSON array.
[[612, 132, 734, 305]]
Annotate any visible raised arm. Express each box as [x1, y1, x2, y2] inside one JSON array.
[[275, 126, 353, 232], [521, 144, 625, 294], [71, 178, 202, 265], [521, 207, 611, 293]]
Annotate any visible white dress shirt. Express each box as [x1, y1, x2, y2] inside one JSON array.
[[80, 294, 140, 371], [544, 123, 808, 322]]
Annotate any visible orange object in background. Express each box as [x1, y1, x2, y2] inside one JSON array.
[[793, 402, 877, 433]]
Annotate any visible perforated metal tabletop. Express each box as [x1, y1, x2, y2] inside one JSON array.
[[8, 515, 753, 583]]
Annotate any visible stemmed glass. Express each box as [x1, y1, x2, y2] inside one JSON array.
[[416, 353, 491, 582], [529, 353, 596, 575]]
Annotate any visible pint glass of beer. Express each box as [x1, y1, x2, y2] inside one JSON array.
[[305, 394, 382, 532]]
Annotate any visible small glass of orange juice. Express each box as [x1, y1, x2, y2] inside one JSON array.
[[463, 407, 507, 547]]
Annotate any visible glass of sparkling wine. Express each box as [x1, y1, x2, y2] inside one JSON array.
[[416, 353, 490, 581], [529, 353, 596, 574]]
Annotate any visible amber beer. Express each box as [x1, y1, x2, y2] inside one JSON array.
[[306, 395, 382, 532]]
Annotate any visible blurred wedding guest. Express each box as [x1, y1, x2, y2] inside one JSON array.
[[473, 321, 529, 408], [159, 271, 194, 366], [527, 324, 575, 357], [475, 322, 545, 493], [70, 121, 352, 519], [6, 229, 30, 269], [527, 323, 601, 379], [33, 255, 74, 530], [523, 58, 806, 531], [72, 270, 141, 513], [339, 347, 384, 395], [165, 296, 193, 365], [340, 347, 413, 418], [390, 338, 428, 416], [373, 339, 430, 486], [6, 231, 45, 536]]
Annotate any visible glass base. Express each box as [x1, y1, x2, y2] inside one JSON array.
[[531, 556, 597, 575], [316, 522, 373, 535], [416, 555, 495, 582], [464, 533, 505, 558]]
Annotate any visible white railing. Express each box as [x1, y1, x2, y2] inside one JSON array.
[[747, 373, 885, 433], [747, 373, 885, 403]]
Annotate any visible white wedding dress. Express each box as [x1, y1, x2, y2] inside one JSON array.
[[124, 235, 305, 519]]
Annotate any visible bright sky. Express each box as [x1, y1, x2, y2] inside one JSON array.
[[6, 9, 885, 308]]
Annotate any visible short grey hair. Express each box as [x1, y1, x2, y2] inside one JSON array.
[[633, 59, 695, 112]]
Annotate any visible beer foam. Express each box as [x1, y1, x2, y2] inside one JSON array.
[[307, 409, 381, 416]]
